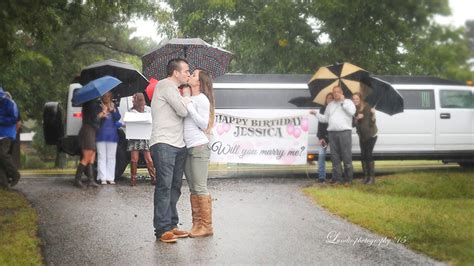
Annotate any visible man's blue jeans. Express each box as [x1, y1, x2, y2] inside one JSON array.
[[317, 145, 327, 181], [151, 143, 187, 237]]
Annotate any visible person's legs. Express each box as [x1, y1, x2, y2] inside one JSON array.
[[367, 136, 378, 184], [152, 143, 178, 238], [188, 145, 210, 195], [130, 150, 139, 186], [105, 142, 117, 182], [340, 130, 353, 184], [96, 142, 107, 182], [0, 139, 12, 189], [184, 151, 195, 194], [360, 139, 369, 183], [328, 132, 342, 183], [317, 145, 327, 181], [144, 151, 156, 185], [0, 138, 20, 188], [170, 146, 187, 228]]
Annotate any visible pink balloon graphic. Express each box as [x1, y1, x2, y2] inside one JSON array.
[[287, 124, 294, 135], [293, 127, 301, 138], [301, 118, 309, 132], [216, 124, 225, 135], [223, 123, 231, 132]]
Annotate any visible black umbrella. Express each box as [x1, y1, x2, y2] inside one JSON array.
[[308, 62, 404, 115], [362, 76, 404, 115], [78, 59, 148, 99], [142, 38, 233, 80]]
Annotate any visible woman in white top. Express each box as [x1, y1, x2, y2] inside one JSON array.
[[127, 93, 156, 186], [183, 69, 215, 238]]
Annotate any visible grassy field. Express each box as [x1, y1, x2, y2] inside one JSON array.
[[303, 168, 474, 265], [0, 189, 43, 265]]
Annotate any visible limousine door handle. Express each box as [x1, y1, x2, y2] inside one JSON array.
[[440, 113, 451, 119]]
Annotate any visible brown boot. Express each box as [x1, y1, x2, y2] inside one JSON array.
[[74, 163, 86, 188], [190, 195, 213, 238], [189, 194, 201, 236], [147, 161, 156, 185], [130, 162, 138, 186]]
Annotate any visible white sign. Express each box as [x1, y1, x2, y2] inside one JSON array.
[[209, 113, 309, 165], [123, 112, 152, 140]]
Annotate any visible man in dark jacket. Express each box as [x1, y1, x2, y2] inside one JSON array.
[[0, 87, 20, 189]]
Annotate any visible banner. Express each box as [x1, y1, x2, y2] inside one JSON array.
[[210, 113, 309, 165]]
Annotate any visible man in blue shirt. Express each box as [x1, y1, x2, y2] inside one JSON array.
[[0, 87, 20, 189]]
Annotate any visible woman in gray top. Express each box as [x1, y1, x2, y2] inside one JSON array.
[[183, 69, 215, 238]]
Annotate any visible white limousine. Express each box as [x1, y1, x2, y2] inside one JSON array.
[[212, 74, 474, 167]]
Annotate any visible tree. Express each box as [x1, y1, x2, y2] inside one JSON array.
[[0, 1, 165, 122], [165, 0, 473, 81]]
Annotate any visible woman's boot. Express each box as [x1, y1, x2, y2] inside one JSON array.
[[362, 161, 370, 184], [190, 195, 213, 238], [130, 162, 138, 186], [189, 194, 201, 236], [146, 161, 156, 185], [368, 161, 375, 184], [86, 164, 99, 187], [74, 163, 86, 188]]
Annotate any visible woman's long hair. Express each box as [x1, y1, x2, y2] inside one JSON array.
[[197, 69, 215, 132], [352, 92, 365, 111]]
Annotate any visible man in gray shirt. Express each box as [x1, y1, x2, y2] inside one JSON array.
[[150, 58, 190, 243], [315, 86, 356, 184]]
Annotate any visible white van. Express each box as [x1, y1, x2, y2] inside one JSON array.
[[212, 74, 474, 167]]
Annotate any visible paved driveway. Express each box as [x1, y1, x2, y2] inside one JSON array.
[[16, 176, 442, 265]]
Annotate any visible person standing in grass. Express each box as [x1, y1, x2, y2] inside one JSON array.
[[0, 87, 20, 189], [352, 92, 378, 184], [315, 86, 356, 185]]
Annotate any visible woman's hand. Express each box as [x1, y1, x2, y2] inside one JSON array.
[[356, 113, 364, 120], [309, 110, 317, 115]]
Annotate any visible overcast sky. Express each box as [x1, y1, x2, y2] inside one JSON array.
[[131, 0, 474, 43]]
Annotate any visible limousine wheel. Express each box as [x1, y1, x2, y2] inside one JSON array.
[[458, 162, 474, 168], [43, 102, 64, 145]]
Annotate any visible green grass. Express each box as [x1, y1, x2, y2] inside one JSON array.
[[303, 168, 474, 266], [0, 189, 43, 265]]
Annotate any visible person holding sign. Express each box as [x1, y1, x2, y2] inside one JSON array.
[[127, 92, 156, 186], [314, 86, 356, 185], [183, 69, 215, 238], [310, 92, 334, 183]]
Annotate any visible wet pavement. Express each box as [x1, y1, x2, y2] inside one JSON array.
[[16, 175, 443, 265]]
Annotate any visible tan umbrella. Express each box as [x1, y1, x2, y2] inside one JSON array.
[[308, 62, 370, 105]]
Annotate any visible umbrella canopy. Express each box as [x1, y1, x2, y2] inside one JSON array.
[[78, 59, 148, 99], [72, 76, 122, 106], [308, 62, 369, 105], [142, 38, 233, 80], [308, 62, 404, 115], [363, 76, 404, 115]]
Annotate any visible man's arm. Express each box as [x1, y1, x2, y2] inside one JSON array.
[[342, 99, 356, 116], [315, 106, 329, 123], [164, 86, 188, 117]]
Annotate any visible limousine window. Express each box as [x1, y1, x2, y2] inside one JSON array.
[[398, 90, 434, 109], [440, 90, 474, 109], [214, 88, 319, 109]]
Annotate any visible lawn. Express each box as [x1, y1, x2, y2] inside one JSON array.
[[303, 168, 474, 266], [0, 189, 43, 265]]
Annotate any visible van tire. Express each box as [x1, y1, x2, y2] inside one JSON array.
[[43, 102, 64, 145]]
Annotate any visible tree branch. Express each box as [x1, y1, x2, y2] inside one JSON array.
[[73, 41, 141, 57]]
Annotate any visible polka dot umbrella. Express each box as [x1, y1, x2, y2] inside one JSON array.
[[142, 38, 233, 80]]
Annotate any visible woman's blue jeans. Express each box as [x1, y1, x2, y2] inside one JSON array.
[[318, 145, 327, 180]]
